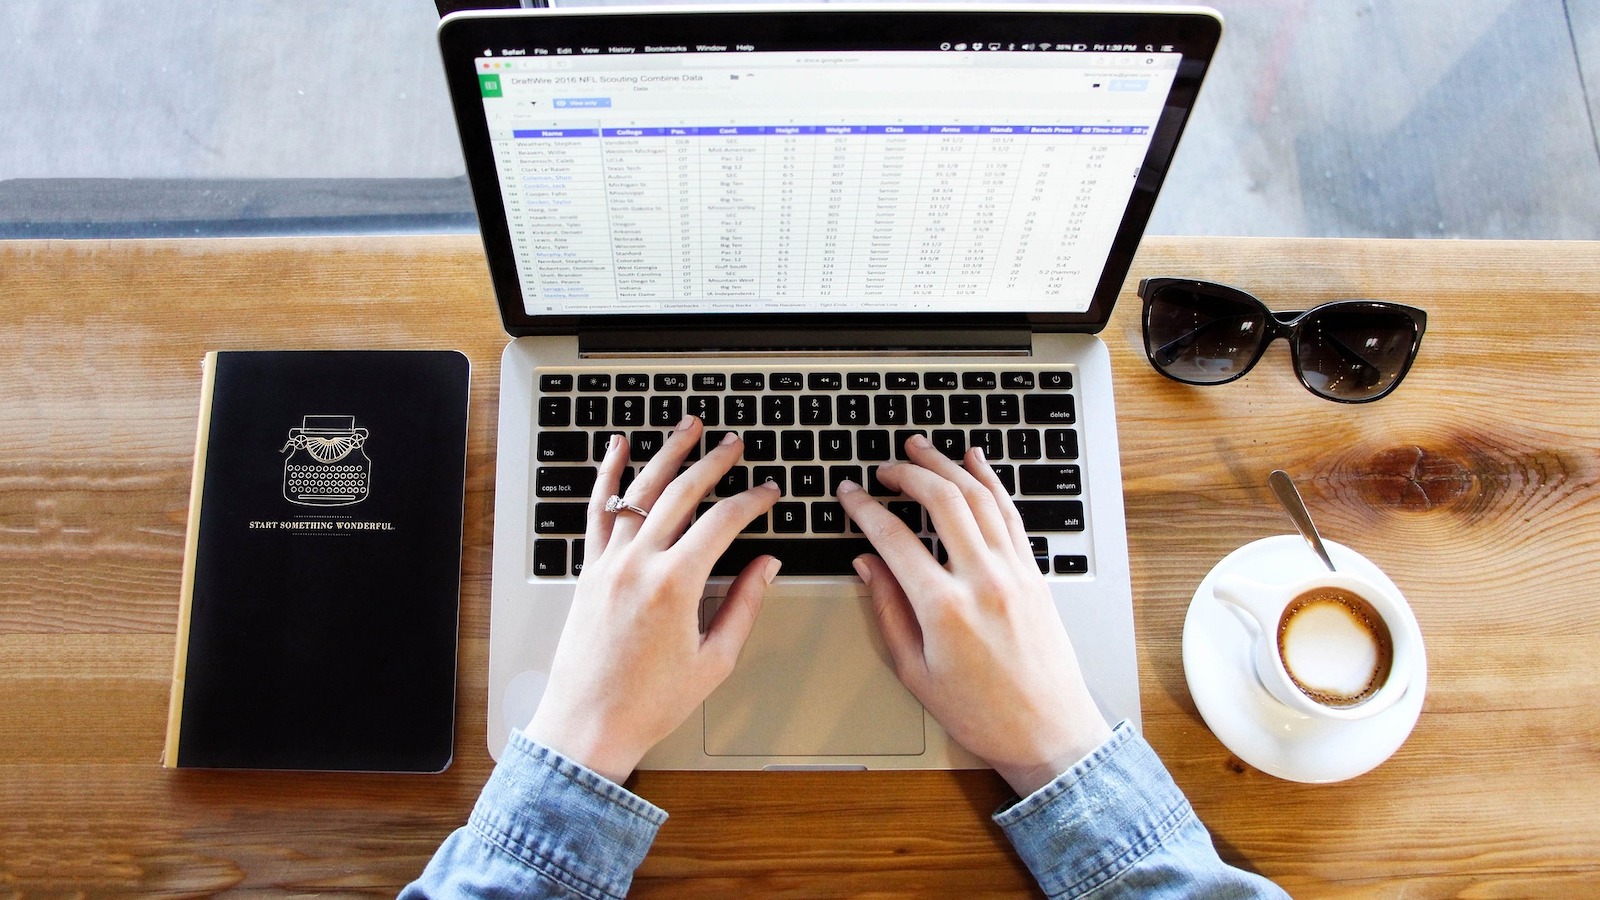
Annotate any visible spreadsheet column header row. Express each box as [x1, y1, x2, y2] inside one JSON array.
[[510, 125, 1153, 139]]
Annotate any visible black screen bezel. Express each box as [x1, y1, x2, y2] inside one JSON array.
[[439, 7, 1221, 339]]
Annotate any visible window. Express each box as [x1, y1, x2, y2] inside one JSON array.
[[4, 0, 1596, 239]]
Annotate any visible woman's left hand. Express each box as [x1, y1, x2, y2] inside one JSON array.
[[525, 416, 781, 784]]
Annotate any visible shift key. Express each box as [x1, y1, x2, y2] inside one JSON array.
[[534, 502, 587, 534], [1016, 500, 1085, 531]]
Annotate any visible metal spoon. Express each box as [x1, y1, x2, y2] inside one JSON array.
[[1268, 469, 1337, 572]]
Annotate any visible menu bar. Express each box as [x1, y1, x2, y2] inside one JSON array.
[[479, 42, 1178, 59]]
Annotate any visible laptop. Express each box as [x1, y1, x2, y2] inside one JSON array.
[[438, 4, 1221, 769]]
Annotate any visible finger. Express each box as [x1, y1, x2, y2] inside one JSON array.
[[610, 415, 703, 542], [835, 480, 945, 596], [963, 446, 1035, 562], [898, 435, 1018, 557], [872, 459, 993, 571], [699, 555, 781, 684], [635, 428, 745, 548], [853, 555, 926, 685], [668, 479, 782, 577], [585, 433, 630, 558]]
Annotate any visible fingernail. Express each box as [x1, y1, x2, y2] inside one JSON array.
[[677, 414, 697, 431], [852, 557, 873, 585], [909, 433, 931, 449], [720, 431, 740, 446], [607, 433, 623, 452], [837, 479, 861, 495], [759, 477, 782, 493], [971, 445, 987, 463], [762, 557, 783, 584]]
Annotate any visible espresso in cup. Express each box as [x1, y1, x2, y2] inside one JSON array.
[[1276, 588, 1394, 708], [1216, 568, 1418, 722]]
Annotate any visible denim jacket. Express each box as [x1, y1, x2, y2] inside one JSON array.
[[404, 723, 1287, 899]]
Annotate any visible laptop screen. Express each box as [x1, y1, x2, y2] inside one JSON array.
[[440, 8, 1221, 338]]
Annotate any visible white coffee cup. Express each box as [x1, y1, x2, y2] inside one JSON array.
[[1213, 571, 1418, 721]]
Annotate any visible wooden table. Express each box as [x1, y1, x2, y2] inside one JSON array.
[[3, 236, 1597, 896]]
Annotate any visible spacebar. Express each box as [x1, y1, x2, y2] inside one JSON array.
[[712, 538, 879, 576]]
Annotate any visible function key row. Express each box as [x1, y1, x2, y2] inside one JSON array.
[[538, 392, 1076, 429], [539, 370, 1073, 394]]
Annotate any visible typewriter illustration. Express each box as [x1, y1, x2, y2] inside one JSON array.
[[280, 415, 371, 507]]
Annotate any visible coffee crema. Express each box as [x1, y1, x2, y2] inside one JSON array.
[[1276, 588, 1394, 708]]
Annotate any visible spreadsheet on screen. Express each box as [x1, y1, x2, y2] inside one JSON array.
[[477, 49, 1180, 315]]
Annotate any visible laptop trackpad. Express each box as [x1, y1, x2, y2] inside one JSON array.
[[703, 592, 925, 757]]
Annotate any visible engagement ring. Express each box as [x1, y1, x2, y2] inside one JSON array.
[[604, 495, 650, 518]]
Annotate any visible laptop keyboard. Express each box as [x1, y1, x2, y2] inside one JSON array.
[[530, 365, 1089, 578]]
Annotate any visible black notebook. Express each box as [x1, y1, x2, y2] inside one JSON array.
[[163, 350, 470, 771]]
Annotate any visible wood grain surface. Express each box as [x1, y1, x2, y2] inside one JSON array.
[[2, 236, 1597, 897]]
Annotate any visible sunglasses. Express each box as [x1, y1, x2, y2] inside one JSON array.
[[1138, 277, 1427, 403]]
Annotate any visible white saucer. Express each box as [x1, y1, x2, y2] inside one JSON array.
[[1182, 535, 1426, 783]]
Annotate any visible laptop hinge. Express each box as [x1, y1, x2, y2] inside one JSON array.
[[577, 326, 1033, 358]]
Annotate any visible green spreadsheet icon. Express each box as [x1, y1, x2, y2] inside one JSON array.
[[479, 73, 502, 98]]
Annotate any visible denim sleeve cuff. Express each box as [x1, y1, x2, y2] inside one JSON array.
[[466, 730, 667, 900], [992, 721, 1199, 899]]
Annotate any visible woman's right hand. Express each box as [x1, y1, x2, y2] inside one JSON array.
[[836, 435, 1112, 797]]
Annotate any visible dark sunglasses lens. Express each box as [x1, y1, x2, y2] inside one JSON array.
[[1295, 305, 1419, 401], [1145, 287, 1269, 384]]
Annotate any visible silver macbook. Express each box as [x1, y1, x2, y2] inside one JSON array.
[[438, 4, 1221, 769]]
